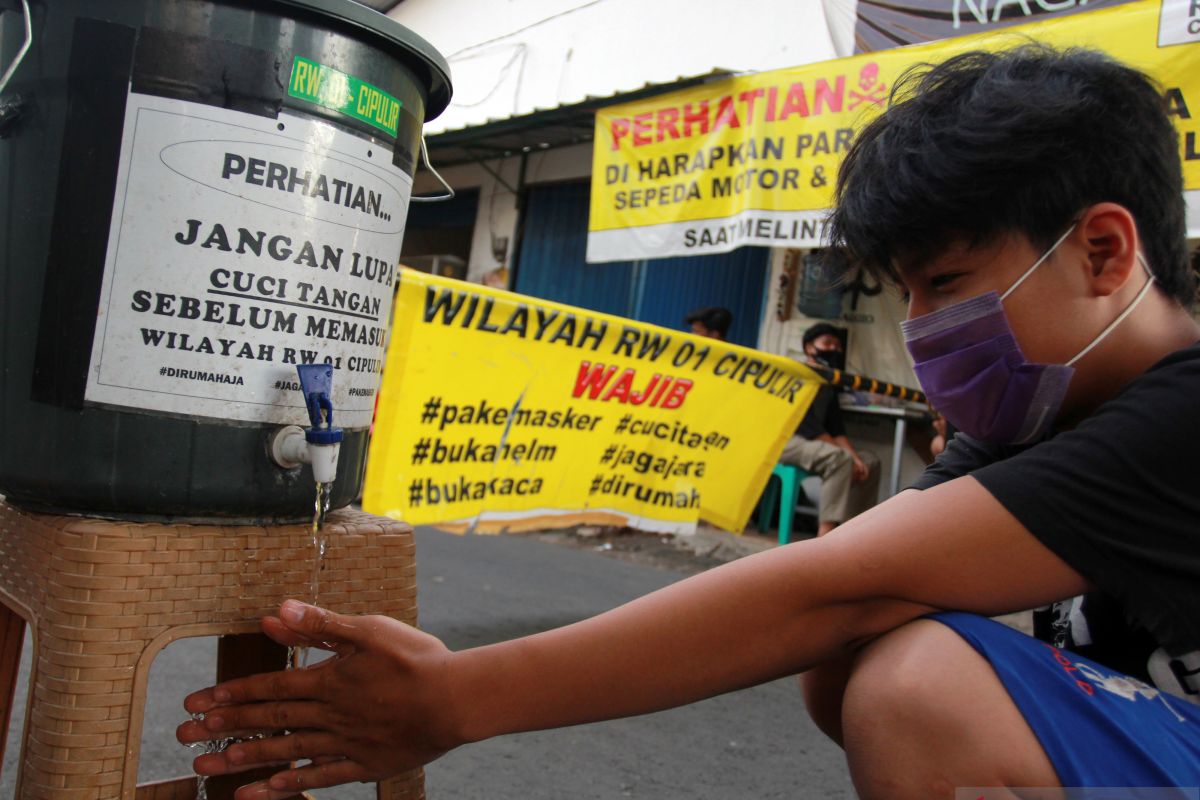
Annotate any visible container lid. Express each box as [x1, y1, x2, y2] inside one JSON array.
[[266, 0, 452, 121]]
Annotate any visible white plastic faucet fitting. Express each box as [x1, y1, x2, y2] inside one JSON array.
[[307, 439, 341, 484], [270, 425, 341, 484]]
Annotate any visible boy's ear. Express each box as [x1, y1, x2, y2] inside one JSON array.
[[1075, 203, 1141, 298]]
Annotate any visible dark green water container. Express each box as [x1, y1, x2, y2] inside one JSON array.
[[0, 0, 449, 520]]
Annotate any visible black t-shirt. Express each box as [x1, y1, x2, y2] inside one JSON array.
[[797, 384, 847, 439], [912, 342, 1200, 700]]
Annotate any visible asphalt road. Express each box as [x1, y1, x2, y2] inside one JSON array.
[[3, 527, 855, 799]]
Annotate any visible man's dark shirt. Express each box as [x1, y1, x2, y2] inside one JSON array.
[[796, 384, 846, 439]]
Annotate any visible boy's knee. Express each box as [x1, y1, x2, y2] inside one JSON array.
[[799, 657, 855, 745], [840, 620, 1061, 796], [841, 620, 957, 735], [798, 623, 949, 751]]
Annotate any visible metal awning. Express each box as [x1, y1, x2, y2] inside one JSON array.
[[425, 69, 733, 168]]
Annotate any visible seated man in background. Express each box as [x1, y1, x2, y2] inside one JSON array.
[[778, 323, 881, 536], [684, 306, 732, 341]]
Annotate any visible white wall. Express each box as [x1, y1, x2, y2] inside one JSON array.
[[391, 0, 841, 135], [757, 248, 917, 386]]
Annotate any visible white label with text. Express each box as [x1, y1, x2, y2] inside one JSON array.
[[85, 92, 410, 427]]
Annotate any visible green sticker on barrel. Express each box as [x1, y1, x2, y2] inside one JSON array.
[[288, 57, 402, 137]]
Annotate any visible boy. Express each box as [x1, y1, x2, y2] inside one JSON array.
[[180, 45, 1200, 798]]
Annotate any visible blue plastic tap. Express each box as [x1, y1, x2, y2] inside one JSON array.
[[296, 364, 344, 445]]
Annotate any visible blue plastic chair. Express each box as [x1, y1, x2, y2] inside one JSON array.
[[757, 463, 811, 545]]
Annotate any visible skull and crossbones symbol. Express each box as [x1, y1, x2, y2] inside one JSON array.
[[848, 63, 887, 110]]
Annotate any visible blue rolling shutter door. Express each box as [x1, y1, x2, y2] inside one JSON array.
[[515, 181, 769, 347], [514, 182, 637, 318], [635, 248, 769, 347]]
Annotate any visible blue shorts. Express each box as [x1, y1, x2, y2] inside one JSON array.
[[930, 612, 1200, 789]]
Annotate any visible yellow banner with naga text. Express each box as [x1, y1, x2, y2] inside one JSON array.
[[587, 0, 1200, 262], [363, 270, 821, 533]]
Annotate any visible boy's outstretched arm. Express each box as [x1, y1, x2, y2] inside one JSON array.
[[178, 476, 1091, 799]]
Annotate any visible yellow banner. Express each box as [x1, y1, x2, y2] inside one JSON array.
[[363, 270, 822, 533], [587, 0, 1200, 262]]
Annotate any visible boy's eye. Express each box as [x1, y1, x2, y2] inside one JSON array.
[[930, 272, 964, 290]]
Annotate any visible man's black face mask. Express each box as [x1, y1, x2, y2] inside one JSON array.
[[812, 348, 845, 371]]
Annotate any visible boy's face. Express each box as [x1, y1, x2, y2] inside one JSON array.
[[898, 232, 1092, 370], [893, 197, 1183, 442], [896, 228, 1136, 424]]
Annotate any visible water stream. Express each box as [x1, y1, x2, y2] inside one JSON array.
[[189, 716, 231, 800], [291, 481, 332, 668], [194, 482, 333, 799]]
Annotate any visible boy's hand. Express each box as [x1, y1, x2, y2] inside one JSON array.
[[177, 600, 462, 799]]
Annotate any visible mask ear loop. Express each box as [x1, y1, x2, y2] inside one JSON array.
[[410, 134, 455, 203], [1000, 223, 1078, 302], [1065, 253, 1156, 367]]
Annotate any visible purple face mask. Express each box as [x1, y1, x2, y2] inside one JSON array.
[[901, 227, 1156, 445]]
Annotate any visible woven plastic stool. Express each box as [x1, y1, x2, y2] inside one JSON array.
[[0, 500, 424, 800]]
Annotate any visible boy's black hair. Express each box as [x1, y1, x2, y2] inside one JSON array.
[[827, 44, 1194, 308], [684, 306, 733, 337]]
